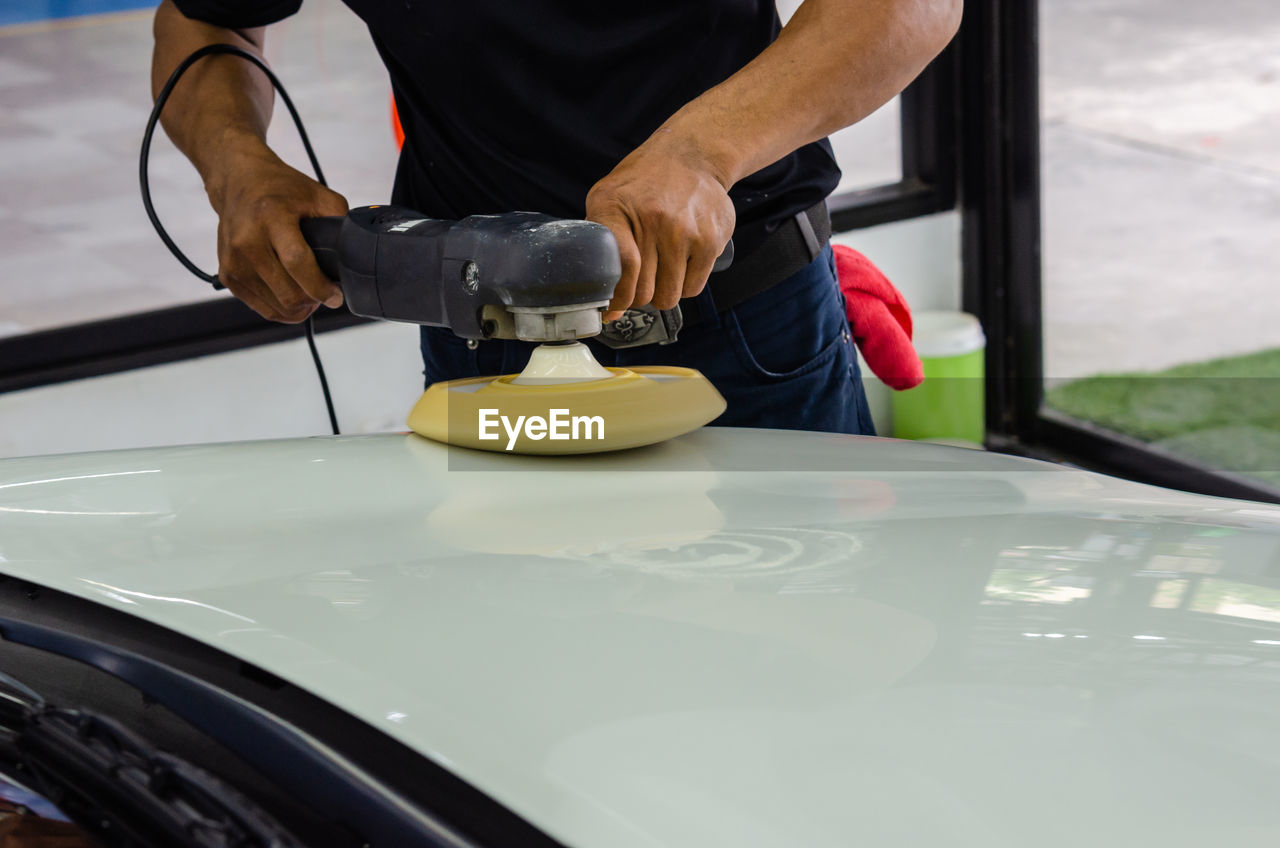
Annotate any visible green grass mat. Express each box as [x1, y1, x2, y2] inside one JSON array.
[[1045, 347, 1280, 486]]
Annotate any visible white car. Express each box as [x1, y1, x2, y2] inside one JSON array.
[[1, 428, 1279, 846]]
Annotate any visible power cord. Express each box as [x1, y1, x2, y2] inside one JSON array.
[[140, 43, 341, 436]]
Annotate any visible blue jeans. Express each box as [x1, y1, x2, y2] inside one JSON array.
[[419, 245, 877, 435]]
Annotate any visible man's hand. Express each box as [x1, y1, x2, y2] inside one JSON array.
[[586, 0, 962, 321], [208, 143, 348, 323], [586, 136, 735, 321], [152, 1, 347, 324]]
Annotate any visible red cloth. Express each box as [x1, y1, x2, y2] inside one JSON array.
[[833, 244, 924, 391]]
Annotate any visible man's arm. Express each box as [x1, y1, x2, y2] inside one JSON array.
[[152, 0, 346, 323], [588, 0, 963, 320]]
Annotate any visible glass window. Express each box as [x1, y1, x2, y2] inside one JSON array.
[[828, 98, 903, 193], [0, 4, 398, 339], [1039, 1, 1280, 488]]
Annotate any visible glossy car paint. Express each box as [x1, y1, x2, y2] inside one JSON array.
[[2, 429, 1280, 847]]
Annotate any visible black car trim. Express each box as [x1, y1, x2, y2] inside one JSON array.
[[0, 578, 567, 848], [0, 702, 309, 847]]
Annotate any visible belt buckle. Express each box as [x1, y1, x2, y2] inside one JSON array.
[[596, 304, 682, 349]]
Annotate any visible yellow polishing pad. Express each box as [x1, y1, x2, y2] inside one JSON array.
[[407, 364, 726, 455]]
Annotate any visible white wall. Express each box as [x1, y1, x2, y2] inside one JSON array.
[[0, 322, 424, 459], [0, 212, 959, 459], [833, 211, 961, 313]]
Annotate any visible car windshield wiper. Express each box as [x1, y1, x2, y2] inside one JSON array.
[[0, 673, 303, 848]]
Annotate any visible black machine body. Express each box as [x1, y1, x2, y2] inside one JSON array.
[[301, 205, 733, 345], [302, 206, 622, 342]]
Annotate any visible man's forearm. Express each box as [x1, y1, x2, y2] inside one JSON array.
[[150, 0, 348, 322], [656, 0, 963, 188], [151, 0, 277, 209]]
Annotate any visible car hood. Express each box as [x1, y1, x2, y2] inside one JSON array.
[[2, 429, 1280, 847]]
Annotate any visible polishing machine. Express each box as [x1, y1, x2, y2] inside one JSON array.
[[298, 206, 731, 453], [142, 42, 728, 455]]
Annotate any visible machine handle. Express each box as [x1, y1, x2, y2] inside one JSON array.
[[299, 216, 344, 283]]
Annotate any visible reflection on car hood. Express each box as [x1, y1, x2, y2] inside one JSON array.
[[2, 429, 1280, 848]]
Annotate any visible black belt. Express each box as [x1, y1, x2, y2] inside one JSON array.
[[597, 201, 831, 348], [689, 200, 831, 326]]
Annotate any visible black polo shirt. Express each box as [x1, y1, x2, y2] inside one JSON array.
[[172, 0, 841, 256]]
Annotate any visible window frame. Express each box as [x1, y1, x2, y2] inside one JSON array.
[[958, 0, 1280, 505]]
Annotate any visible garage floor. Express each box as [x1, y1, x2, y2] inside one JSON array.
[[1041, 0, 1280, 380], [0, 1, 1275, 385]]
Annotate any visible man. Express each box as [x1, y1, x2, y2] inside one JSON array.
[[152, 0, 961, 435]]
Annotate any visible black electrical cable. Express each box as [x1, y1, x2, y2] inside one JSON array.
[[141, 43, 340, 436], [304, 318, 340, 435]]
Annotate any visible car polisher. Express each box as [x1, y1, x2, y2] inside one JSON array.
[[301, 206, 729, 454]]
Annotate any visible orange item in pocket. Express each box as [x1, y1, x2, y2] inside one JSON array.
[[391, 92, 404, 149]]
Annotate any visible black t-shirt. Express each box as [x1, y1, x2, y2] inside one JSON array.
[[172, 0, 841, 255]]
